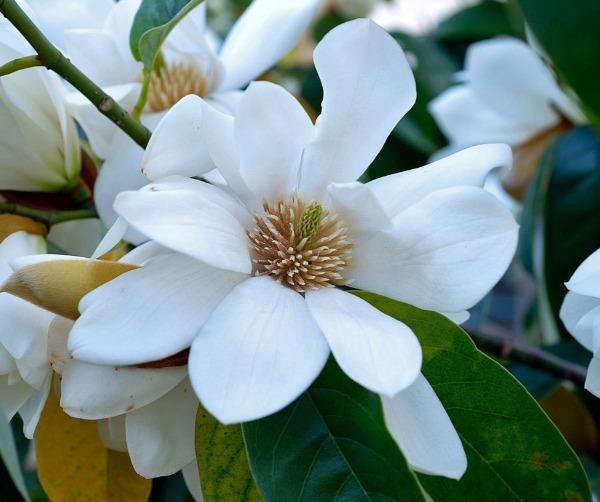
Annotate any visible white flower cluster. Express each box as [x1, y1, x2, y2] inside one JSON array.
[[0, 0, 545, 498]]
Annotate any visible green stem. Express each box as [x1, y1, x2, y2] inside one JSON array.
[[132, 69, 151, 120], [0, 0, 151, 149], [0, 202, 97, 227], [0, 55, 42, 76]]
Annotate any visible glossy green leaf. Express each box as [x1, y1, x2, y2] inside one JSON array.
[[518, 0, 600, 123], [242, 359, 426, 501], [434, 0, 522, 41], [0, 405, 29, 501], [195, 405, 261, 501], [354, 291, 591, 501], [520, 126, 600, 339], [129, 0, 203, 68]]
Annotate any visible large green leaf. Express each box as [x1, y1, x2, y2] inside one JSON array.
[[0, 404, 29, 501], [129, 0, 203, 69], [354, 292, 591, 501], [195, 405, 261, 501], [242, 359, 426, 501], [518, 0, 600, 123], [520, 126, 600, 338]]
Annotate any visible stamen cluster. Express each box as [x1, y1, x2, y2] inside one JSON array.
[[247, 196, 352, 293], [146, 62, 209, 113]]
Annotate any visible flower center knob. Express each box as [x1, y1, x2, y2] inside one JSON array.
[[247, 196, 352, 293], [146, 62, 210, 113]]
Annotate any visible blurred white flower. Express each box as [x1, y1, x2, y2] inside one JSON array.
[[0, 35, 80, 191], [560, 249, 600, 397], [66, 19, 518, 480], [430, 37, 585, 151], [62, 0, 322, 240]]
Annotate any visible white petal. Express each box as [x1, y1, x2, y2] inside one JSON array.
[[98, 415, 128, 452], [429, 85, 538, 147], [114, 178, 252, 273], [305, 288, 421, 396], [198, 99, 255, 208], [47, 316, 71, 375], [560, 291, 600, 351], [119, 241, 167, 266], [61, 361, 186, 420], [327, 182, 392, 234], [585, 356, 600, 398], [299, 19, 416, 199], [565, 249, 600, 298], [236, 82, 313, 201], [66, 83, 141, 159], [367, 143, 512, 218], [141, 95, 214, 181], [48, 219, 106, 258], [93, 127, 151, 245], [0, 231, 46, 282], [126, 378, 198, 478], [465, 38, 561, 129], [70, 253, 246, 366], [217, 0, 321, 91], [91, 217, 129, 259], [189, 277, 329, 424], [0, 294, 53, 389], [0, 344, 16, 374], [382, 374, 466, 479], [0, 377, 34, 420], [19, 373, 51, 439], [349, 186, 518, 313], [27, 0, 113, 50], [182, 462, 203, 502]]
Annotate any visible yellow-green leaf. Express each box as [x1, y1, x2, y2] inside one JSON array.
[[35, 388, 151, 502], [195, 405, 261, 501], [2, 259, 137, 319]]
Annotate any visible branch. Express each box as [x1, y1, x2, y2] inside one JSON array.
[[0, 0, 151, 149], [0, 54, 41, 76], [0, 202, 97, 228], [467, 329, 588, 387]]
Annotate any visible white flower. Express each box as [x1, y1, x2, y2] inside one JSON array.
[[430, 37, 585, 151], [66, 19, 518, 480], [62, 0, 322, 239], [0, 28, 80, 191], [1, 242, 201, 496], [560, 249, 600, 397], [0, 231, 53, 438]]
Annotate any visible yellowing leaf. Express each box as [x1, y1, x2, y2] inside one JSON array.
[[195, 405, 261, 501], [2, 259, 137, 319], [0, 214, 45, 242], [35, 388, 151, 502]]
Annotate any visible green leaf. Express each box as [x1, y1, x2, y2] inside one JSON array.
[[242, 359, 427, 501], [520, 126, 600, 338], [0, 404, 29, 502], [518, 0, 600, 123], [129, 0, 203, 69], [434, 0, 523, 40], [354, 291, 592, 501], [195, 405, 261, 501]]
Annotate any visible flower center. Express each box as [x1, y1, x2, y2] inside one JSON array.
[[247, 196, 352, 293], [146, 62, 210, 113]]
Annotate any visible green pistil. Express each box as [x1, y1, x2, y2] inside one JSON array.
[[297, 202, 323, 243]]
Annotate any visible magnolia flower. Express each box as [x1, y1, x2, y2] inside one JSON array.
[[429, 38, 587, 199], [0, 231, 52, 437], [0, 26, 80, 191], [67, 19, 518, 479], [63, 0, 322, 237], [2, 242, 200, 495], [560, 249, 600, 397]]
